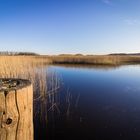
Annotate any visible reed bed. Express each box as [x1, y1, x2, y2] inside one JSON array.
[[0, 56, 51, 97], [1, 55, 140, 93], [0, 56, 60, 124], [48, 55, 140, 65]]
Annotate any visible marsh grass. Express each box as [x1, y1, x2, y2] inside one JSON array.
[[0, 56, 50, 95], [1, 55, 140, 100], [1, 54, 140, 123], [0, 56, 61, 127], [49, 55, 140, 65], [0, 55, 59, 102], [0, 55, 60, 98]]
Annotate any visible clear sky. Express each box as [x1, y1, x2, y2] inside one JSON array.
[[0, 0, 140, 55]]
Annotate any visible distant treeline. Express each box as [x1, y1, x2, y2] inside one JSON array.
[[57, 53, 140, 56], [109, 53, 140, 56], [0, 51, 39, 56], [1, 51, 140, 56]]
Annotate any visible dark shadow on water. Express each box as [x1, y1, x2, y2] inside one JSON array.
[[51, 64, 120, 70], [34, 64, 140, 140]]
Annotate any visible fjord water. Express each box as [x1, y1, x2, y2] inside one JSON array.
[[35, 65, 140, 140]]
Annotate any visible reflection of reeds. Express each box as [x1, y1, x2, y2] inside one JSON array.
[[65, 89, 81, 119], [66, 89, 71, 117], [75, 93, 80, 108], [47, 72, 60, 113]]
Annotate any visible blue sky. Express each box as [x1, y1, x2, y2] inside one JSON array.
[[0, 0, 140, 55]]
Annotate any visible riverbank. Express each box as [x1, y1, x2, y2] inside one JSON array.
[[1, 54, 140, 66], [47, 55, 140, 65]]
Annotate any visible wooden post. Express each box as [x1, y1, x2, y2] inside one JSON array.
[[0, 79, 33, 140]]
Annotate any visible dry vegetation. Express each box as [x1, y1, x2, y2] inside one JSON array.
[[1, 54, 140, 123], [1, 54, 140, 84], [0, 55, 61, 126], [0, 56, 52, 97], [48, 55, 140, 65], [1, 54, 140, 93]]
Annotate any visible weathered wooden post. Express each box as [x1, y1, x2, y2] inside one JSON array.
[[0, 79, 33, 140]]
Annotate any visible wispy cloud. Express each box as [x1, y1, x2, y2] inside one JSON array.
[[124, 19, 140, 25], [102, 0, 112, 5]]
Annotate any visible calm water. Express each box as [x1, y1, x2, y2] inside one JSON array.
[[34, 65, 140, 140]]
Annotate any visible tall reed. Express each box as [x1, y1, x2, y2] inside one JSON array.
[[0, 56, 50, 96], [48, 55, 140, 65]]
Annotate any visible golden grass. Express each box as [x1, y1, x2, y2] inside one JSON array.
[[0, 56, 51, 97], [1, 55, 140, 83], [48, 55, 140, 65], [0, 55, 61, 124], [1, 54, 140, 122], [1, 54, 140, 95], [0, 56, 50, 78]]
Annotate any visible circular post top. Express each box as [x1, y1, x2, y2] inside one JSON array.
[[0, 79, 31, 92]]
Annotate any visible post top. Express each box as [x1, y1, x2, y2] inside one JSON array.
[[0, 79, 31, 92]]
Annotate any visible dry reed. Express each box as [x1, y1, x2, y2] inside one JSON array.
[[0, 56, 51, 96], [48, 55, 140, 65], [0, 55, 61, 125]]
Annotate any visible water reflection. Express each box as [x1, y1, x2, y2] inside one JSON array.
[[34, 71, 60, 140], [52, 64, 120, 70], [34, 64, 140, 140]]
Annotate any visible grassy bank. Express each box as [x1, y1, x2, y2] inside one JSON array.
[[48, 55, 140, 65], [1, 54, 140, 88]]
